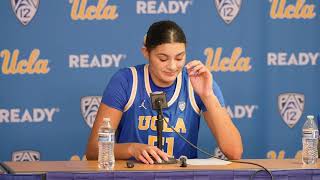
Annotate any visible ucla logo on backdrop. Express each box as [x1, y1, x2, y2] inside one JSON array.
[[0, 49, 50, 75], [136, 0, 192, 14], [0, 108, 59, 123], [69, 53, 126, 68], [267, 150, 301, 160], [70, 154, 87, 161], [205, 47, 252, 72], [81, 96, 102, 128], [11, 0, 40, 25], [267, 150, 285, 159], [214, 0, 242, 24], [267, 51, 319, 66], [12, 150, 40, 161], [278, 93, 304, 128], [226, 105, 258, 119], [269, 0, 316, 19], [69, 0, 118, 20]]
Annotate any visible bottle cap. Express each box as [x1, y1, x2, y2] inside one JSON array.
[[307, 115, 314, 120]]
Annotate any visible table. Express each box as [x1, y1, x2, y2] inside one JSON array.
[[1, 159, 320, 179]]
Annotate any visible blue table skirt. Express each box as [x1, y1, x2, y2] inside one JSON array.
[[1, 170, 320, 180], [0, 174, 43, 180]]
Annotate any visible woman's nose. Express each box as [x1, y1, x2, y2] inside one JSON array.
[[167, 60, 177, 71]]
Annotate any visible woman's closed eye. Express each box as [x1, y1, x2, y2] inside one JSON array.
[[158, 55, 168, 61], [175, 55, 185, 61]]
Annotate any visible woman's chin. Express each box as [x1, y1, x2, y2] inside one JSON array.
[[161, 77, 176, 86]]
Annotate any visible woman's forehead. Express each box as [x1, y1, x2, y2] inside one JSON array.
[[151, 43, 186, 55]]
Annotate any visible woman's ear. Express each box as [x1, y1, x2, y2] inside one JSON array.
[[141, 46, 149, 61]]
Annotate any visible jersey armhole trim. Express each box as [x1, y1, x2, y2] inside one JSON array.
[[188, 79, 200, 114], [124, 67, 138, 112]]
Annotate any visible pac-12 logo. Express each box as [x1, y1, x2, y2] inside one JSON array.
[[214, 0, 241, 24], [178, 101, 186, 112], [81, 96, 101, 128], [11, 0, 40, 25], [12, 150, 40, 161], [278, 93, 304, 128]]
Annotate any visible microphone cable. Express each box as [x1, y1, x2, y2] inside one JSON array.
[[162, 118, 274, 180]]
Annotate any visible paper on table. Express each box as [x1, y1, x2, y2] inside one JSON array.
[[187, 157, 231, 165]]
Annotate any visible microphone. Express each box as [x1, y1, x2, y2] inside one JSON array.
[[150, 91, 168, 150], [179, 156, 188, 167], [150, 92, 177, 164], [150, 91, 168, 110], [126, 161, 134, 168]]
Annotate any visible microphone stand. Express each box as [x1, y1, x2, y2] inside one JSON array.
[[155, 99, 164, 150]]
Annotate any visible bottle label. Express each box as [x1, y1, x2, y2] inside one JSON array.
[[98, 133, 114, 142], [303, 129, 319, 139]]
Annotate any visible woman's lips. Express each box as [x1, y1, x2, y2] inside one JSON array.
[[164, 72, 176, 76]]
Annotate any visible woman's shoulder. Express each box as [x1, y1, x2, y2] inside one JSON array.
[[111, 64, 146, 81], [119, 64, 145, 73]]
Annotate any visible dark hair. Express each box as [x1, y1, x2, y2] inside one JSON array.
[[145, 20, 187, 51]]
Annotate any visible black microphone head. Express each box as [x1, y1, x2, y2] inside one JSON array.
[[150, 91, 168, 110]]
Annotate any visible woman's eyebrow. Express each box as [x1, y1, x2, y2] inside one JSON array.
[[156, 53, 169, 56], [175, 51, 185, 56], [156, 51, 185, 56]]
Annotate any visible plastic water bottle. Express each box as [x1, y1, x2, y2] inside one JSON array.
[[98, 117, 115, 170], [302, 115, 319, 165]]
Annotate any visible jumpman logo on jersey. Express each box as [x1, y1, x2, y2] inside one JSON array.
[[139, 100, 147, 109]]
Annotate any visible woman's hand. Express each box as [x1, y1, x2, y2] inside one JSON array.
[[185, 60, 214, 98], [128, 143, 169, 164]]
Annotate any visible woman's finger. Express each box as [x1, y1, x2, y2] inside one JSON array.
[[196, 67, 207, 75], [148, 149, 162, 163], [137, 154, 149, 164], [142, 150, 154, 164], [186, 60, 201, 69], [188, 64, 204, 75], [154, 148, 169, 162]]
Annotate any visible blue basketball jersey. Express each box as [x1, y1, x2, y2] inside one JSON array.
[[117, 64, 201, 158]]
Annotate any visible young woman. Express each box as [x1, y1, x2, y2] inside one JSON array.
[[86, 20, 243, 164]]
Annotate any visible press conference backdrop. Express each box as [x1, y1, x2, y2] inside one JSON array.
[[0, 0, 319, 162]]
